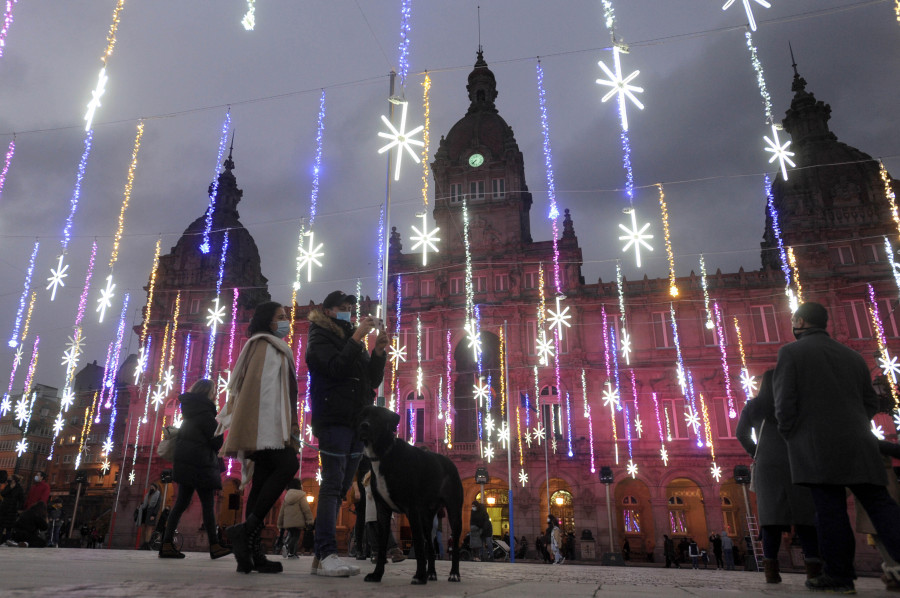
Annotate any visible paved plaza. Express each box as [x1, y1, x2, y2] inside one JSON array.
[[0, 548, 895, 597]]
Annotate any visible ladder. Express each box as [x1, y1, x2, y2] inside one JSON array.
[[745, 514, 764, 571]]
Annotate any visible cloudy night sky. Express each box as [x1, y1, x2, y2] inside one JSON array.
[[0, 0, 898, 390]]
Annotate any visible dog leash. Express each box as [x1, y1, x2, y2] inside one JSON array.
[[298, 439, 366, 459]]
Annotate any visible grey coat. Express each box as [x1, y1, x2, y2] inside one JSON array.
[[773, 328, 885, 486], [736, 370, 816, 526]]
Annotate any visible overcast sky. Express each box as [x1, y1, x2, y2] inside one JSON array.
[[0, 0, 898, 392]]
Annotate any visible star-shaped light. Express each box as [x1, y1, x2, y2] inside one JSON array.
[[388, 339, 407, 366], [128, 471, 136, 484], [464, 321, 482, 361], [162, 366, 175, 394], [60, 388, 75, 412], [53, 414, 65, 435], [61, 346, 80, 373], [660, 445, 669, 466], [619, 208, 654, 268], [524, 429, 533, 448], [151, 385, 166, 409], [172, 412, 183, 429], [547, 296, 572, 331], [96, 275, 116, 323], [894, 411, 900, 431], [206, 297, 226, 328], [626, 459, 639, 479], [100, 459, 111, 475], [518, 468, 529, 487], [0, 395, 9, 417], [46, 254, 69, 301], [710, 462, 723, 482], [410, 212, 440, 266], [296, 231, 325, 283], [306, 424, 314, 442], [133, 346, 147, 384], [315, 468, 323, 484], [551, 437, 558, 453], [536, 331, 554, 366], [14, 396, 28, 427], [595, 45, 644, 132], [740, 369, 757, 396], [620, 328, 632, 365], [532, 424, 545, 444], [473, 378, 491, 406], [722, 0, 771, 32], [84, 67, 108, 131], [880, 352, 900, 384], [764, 124, 796, 181], [872, 420, 886, 440], [484, 413, 495, 439], [634, 415, 643, 438], [13, 346, 23, 370], [676, 364, 688, 394], [483, 444, 495, 463], [378, 99, 424, 181], [101, 439, 113, 455], [498, 422, 510, 448], [602, 382, 620, 410], [217, 371, 231, 398], [15, 439, 28, 457], [684, 407, 701, 434]]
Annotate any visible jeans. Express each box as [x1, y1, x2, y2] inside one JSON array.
[[314, 425, 362, 558], [165, 484, 218, 546], [761, 524, 819, 560], [246, 447, 299, 522], [285, 527, 301, 555], [809, 483, 900, 584]]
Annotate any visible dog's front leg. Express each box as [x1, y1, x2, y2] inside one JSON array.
[[364, 504, 390, 582], [408, 508, 429, 585]]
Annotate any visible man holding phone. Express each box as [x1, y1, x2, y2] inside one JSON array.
[[306, 290, 389, 577]]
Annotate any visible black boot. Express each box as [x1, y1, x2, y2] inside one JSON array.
[[250, 526, 282, 573], [226, 514, 259, 574]]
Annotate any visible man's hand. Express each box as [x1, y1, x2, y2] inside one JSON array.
[[352, 315, 377, 343], [374, 331, 389, 356]]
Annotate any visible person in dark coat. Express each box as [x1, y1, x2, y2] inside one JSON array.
[[737, 369, 820, 583], [10, 500, 47, 547], [0, 474, 24, 542], [774, 302, 900, 593], [159, 379, 231, 560], [663, 534, 679, 568]]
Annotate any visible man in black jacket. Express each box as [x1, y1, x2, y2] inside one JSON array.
[[307, 290, 388, 577]]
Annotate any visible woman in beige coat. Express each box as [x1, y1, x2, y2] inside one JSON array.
[[277, 479, 314, 558]]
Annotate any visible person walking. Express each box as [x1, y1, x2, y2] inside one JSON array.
[[276, 478, 314, 559], [774, 302, 900, 593], [0, 474, 24, 542], [158, 379, 231, 560], [469, 501, 485, 561], [710, 533, 723, 569], [24, 471, 49, 510], [720, 532, 735, 570], [663, 534, 679, 568], [622, 538, 631, 561], [306, 290, 387, 577], [736, 369, 820, 583], [47, 499, 64, 547], [547, 514, 564, 564], [218, 301, 300, 574], [688, 538, 700, 569], [138, 483, 161, 548]]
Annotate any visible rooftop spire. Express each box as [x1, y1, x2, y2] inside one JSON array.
[[224, 131, 235, 171]]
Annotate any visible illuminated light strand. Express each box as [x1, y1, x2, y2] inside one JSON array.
[[200, 109, 232, 254], [744, 31, 774, 124], [602, 306, 611, 378], [60, 130, 94, 254], [499, 326, 507, 418], [416, 315, 423, 398], [881, 160, 900, 237], [16, 390, 36, 456], [664, 401, 672, 441], [615, 262, 632, 365], [587, 406, 596, 473], [868, 284, 900, 409], [629, 368, 642, 438], [169, 291, 181, 367], [9, 241, 38, 347], [420, 74, 431, 207], [396, 0, 412, 88], [375, 204, 386, 305], [97, 341, 114, 414], [180, 333, 191, 394], [535, 264, 551, 366], [109, 121, 144, 268], [19, 291, 35, 344], [103, 294, 130, 410], [408, 406, 415, 444], [130, 338, 154, 481], [608, 327, 621, 465], [765, 176, 798, 312], [139, 239, 161, 348], [228, 288, 239, 367], [410, 75, 440, 267], [623, 403, 636, 478], [657, 184, 678, 296], [700, 254, 714, 329], [0, 138, 14, 198], [516, 400, 524, 466], [609, 326, 622, 412], [701, 394, 715, 454], [887, 237, 900, 298], [670, 303, 701, 445], [157, 322, 170, 402], [100, 0, 126, 64], [445, 330, 452, 446], [75, 392, 99, 469], [713, 301, 736, 418], [787, 247, 803, 303], [105, 390, 118, 449], [565, 392, 573, 457], [651, 392, 668, 465], [600, 0, 618, 36], [896, 0, 899, 22], [309, 90, 326, 228], [437, 374, 443, 424], [581, 369, 589, 418], [389, 275, 402, 412], [734, 317, 754, 403], [461, 199, 479, 362], [21, 335, 39, 398], [241, 0, 256, 30], [0, 0, 18, 59], [205, 230, 229, 378]]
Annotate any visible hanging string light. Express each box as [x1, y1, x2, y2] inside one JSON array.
[[713, 301, 736, 418], [581, 369, 589, 418], [670, 303, 701, 444], [134, 239, 161, 386], [766, 176, 799, 312], [461, 199, 479, 361], [623, 403, 637, 479], [629, 368, 642, 438], [564, 392, 573, 458], [786, 247, 803, 304], [103, 293, 130, 411], [9, 241, 38, 347], [651, 392, 668, 465], [657, 184, 678, 296], [886, 237, 900, 299], [602, 306, 611, 379], [0, 137, 14, 199], [205, 231, 229, 379], [0, 0, 18, 60], [19, 292, 35, 346], [616, 263, 632, 365], [108, 121, 144, 269], [180, 333, 191, 394], [701, 392, 723, 481], [733, 317, 756, 402], [535, 264, 552, 366], [75, 391, 99, 470], [410, 73, 440, 266], [20, 335, 39, 406], [415, 314, 423, 400], [869, 284, 900, 409], [608, 326, 622, 464], [881, 160, 900, 237], [445, 329, 452, 446], [200, 109, 232, 254], [228, 288, 239, 367], [388, 275, 403, 412], [241, 0, 256, 30], [700, 254, 714, 329]]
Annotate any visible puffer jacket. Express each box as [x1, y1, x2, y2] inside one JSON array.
[[277, 488, 314, 529], [305, 310, 387, 435], [173, 392, 224, 490]]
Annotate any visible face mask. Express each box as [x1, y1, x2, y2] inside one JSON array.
[[34, 476, 41, 482], [792, 327, 804, 340], [336, 311, 351, 323], [472, 507, 477, 512], [274, 320, 290, 339]]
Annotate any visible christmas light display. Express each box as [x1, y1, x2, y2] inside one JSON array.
[[733, 317, 756, 401], [764, 124, 796, 180], [787, 247, 803, 303], [602, 306, 611, 378], [887, 237, 900, 299], [378, 99, 424, 181], [0, 0, 18, 59], [228, 288, 239, 367], [629, 368, 642, 438], [657, 184, 678, 296], [535, 60, 563, 276], [200, 109, 232, 254], [84, 69, 108, 132], [108, 120, 144, 269], [0, 138, 13, 199], [882, 161, 900, 237], [396, 0, 411, 87], [615, 263, 633, 365], [744, 31, 773, 123], [619, 208, 654, 268], [535, 265, 552, 366], [241, 0, 255, 30], [75, 391, 99, 469], [138, 239, 161, 350], [445, 331, 452, 446], [19, 292, 34, 345], [723, 0, 771, 32], [21, 335, 38, 402], [95, 275, 116, 323], [205, 230, 229, 378], [180, 333, 191, 394], [713, 301, 736, 417], [460, 199, 479, 361], [624, 403, 637, 478], [296, 231, 325, 284], [389, 276, 403, 412], [547, 295, 571, 332], [700, 254, 714, 329], [609, 327, 622, 464], [410, 212, 440, 267], [564, 392, 573, 458], [766, 176, 799, 312], [103, 293, 130, 410], [670, 303, 701, 443], [595, 45, 644, 133], [651, 392, 668, 465], [9, 241, 38, 347], [868, 284, 899, 408]]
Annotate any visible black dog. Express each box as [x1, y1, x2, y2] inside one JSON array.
[[357, 405, 462, 584]]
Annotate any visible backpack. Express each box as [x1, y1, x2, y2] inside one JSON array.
[[156, 426, 179, 461]]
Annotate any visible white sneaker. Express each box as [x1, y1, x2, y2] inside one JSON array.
[[316, 553, 353, 577]]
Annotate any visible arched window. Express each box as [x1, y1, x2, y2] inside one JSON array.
[[404, 392, 425, 444], [540, 385, 563, 442], [622, 496, 641, 532], [550, 490, 575, 534], [668, 496, 688, 535]]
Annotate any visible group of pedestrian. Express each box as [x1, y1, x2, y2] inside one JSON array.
[[0, 470, 56, 548], [735, 302, 900, 593]]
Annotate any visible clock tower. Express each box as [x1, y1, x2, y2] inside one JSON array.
[[431, 49, 533, 255]]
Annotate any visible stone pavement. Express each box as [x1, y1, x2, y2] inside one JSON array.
[[0, 548, 895, 597]]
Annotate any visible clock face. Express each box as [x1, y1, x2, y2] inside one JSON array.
[[468, 153, 484, 168]]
